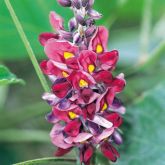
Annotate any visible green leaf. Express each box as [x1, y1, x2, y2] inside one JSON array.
[[0, 0, 72, 60], [0, 129, 49, 143], [13, 157, 76, 165], [0, 102, 49, 128], [117, 82, 165, 165], [0, 65, 24, 85]]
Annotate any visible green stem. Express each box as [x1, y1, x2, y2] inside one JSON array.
[[126, 40, 165, 77], [139, 0, 152, 63], [4, 0, 50, 92], [13, 157, 76, 165]]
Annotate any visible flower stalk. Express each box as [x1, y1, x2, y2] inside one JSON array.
[[4, 0, 50, 92]]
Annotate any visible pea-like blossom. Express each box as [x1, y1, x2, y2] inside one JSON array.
[[39, 0, 126, 164]]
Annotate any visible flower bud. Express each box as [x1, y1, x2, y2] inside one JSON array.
[[73, 32, 83, 44], [68, 18, 77, 32], [85, 26, 96, 37], [82, 0, 88, 7], [59, 30, 73, 40], [76, 15, 86, 26], [72, 0, 81, 9], [113, 131, 123, 145], [88, 9, 102, 20], [89, 0, 94, 6], [86, 18, 95, 26], [57, 0, 71, 7]]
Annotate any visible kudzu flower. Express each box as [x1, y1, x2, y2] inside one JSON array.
[[39, 0, 126, 164]]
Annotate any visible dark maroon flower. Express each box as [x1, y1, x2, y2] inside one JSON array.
[[101, 141, 120, 162], [98, 50, 119, 70], [54, 147, 73, 156], [64, 119, 81, 137], [39, 32, 59, 46], [80, 144, 93, 165], [104, 112, 123, 128], [52, 79, 72, 98]]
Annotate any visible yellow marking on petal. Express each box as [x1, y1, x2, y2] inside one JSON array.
[[68, 112, 77, 119], [62, 71, 69, 78], [79, 79, 88, 88], [64, 52, 74, 59], [101, 103, 108, 111], [96, 44, 103, 54], [88, 64, 95, 73]]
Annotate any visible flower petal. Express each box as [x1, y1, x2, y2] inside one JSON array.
[[54, 147, 72, 156], [84, 145, 93, 163], [89, 26, 109, 54], [104, 113, 123, 128], [73, 133, 93, 143], [50, 123, 73, 149], [94, 127, 114, 143], [101, 142, 120, 162], [64, 119, 81, 137], [111, 73, 126, 93], [44, 39, 78, 63], [52, 79, 72, 98], [45, 111, 59, 123], [93, 70, 113, 86], [67, 71, 95, 90], [49, 11, 64, 31], [98, 50, 119, 70], [92, 115, 113, 128], [39, 32, 59, 46], [78, 50, 97, 73]]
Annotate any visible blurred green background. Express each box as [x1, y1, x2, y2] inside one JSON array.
[[0, 0, 165, 164]]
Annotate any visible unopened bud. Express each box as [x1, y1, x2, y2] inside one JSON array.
[[86, 18, 95, 26], [68, 18, 77, 32], [113, 131, 123, 145], [88, 9, 102, 20], [57, 0, 71, 7], [73, 32, 83, 44], [76, 15, 86, 26], [59, 30, 73, 40], [89, 0, 94, 6], [82, 0, 88, 7], [72, 0, 81, 9], [85, 26, 96, 37]]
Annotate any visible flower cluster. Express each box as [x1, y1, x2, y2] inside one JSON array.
[[39, 0, 126, 164]]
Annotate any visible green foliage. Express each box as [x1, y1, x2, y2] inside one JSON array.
[[117, 82, 165, 165], [0, 65, 24, 85]]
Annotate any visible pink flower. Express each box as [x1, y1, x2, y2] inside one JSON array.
[[89, 26, 109, 54], [44, 39, 78, 64], [101, 141, 120, 162], [39, 1, 126, 163]]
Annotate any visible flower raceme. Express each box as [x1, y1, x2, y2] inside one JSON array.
[[39, 0, 126, 164]]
